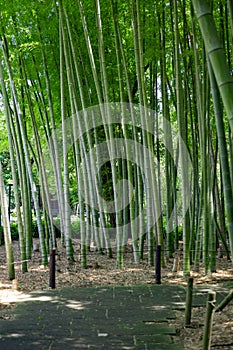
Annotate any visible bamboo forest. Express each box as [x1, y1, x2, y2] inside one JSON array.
[[1, 0, 233, 286]]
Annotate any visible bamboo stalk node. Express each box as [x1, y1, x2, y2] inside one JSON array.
[[196, 11, 212, 21]]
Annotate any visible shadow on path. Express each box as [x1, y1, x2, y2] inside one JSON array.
[[0, 284, 194, 349]]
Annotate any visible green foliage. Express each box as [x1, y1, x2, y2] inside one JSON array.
[[0, 0, 233, 270], [9, 222, 18, 241], [71, 220, 80, 236], [0, 116, 9, 153], [53, 217, 80, 237], [0, 222, 19, 243], [0, 220, 45, 243], [0, 152, 12, 184]]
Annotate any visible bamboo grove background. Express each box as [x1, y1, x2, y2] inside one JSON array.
[[0, 0, 233, 279]]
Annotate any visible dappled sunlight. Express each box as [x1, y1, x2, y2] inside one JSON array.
[[2, 333, 25, 339], [147, 305, 168, 310], [18, 295, 54, 302], [0, 284, 31, 304], [0, 288, 63, 304], [0, 281, 92, 312], [171, 301, 186, 309], [31, 265, 49, 272], [163, 262, 233, 288], [66, 300, 91, 310], [221, 320, 233, 328]]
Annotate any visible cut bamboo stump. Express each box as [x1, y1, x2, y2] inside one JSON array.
[[202, 290, 216, 350], [185, 277, 193, 326]]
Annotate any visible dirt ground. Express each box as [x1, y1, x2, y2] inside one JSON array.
[[0, 239, 233, 349]]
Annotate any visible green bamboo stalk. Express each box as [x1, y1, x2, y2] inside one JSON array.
[[209, 138, 230, 259], [208, 59, 233, 262], [192, 0, 233, 140], [95, 0, 125, 267], [64, 6, 112, 258], [202, 290, 216, 350], [0, 41, 48, 266], [191, 0, 233, 263], [131, 0, 161, 265], [158, 6, 176, 258], [23, 74, 57, 251], [59, 4, 74, 261], [110, 0, 140, 261], [12, 115, 32, 260], [116, 29, 151, 261], [37, 22, 66, 243], [63, 5, 104, 262], [114, 18, 144, 254], [1, 32, 33, 260], [174, 0, 191, 276], [0, 161, 15, 280], [0, 58, 27, 273], [78, 1, 115, 258]]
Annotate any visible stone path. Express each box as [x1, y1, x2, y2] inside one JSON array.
[[1, 283, 223, 350]]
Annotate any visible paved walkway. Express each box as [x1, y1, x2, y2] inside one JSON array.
[[0, 284, 185, 350], [0, 285, 185, 350], [1, 283, 226, 350]]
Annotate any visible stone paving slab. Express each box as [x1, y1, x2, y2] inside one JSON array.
[[7, 284, 228, 349]]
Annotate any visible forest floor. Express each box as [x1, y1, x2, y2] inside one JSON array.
[[0, 239, 233, 349]]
